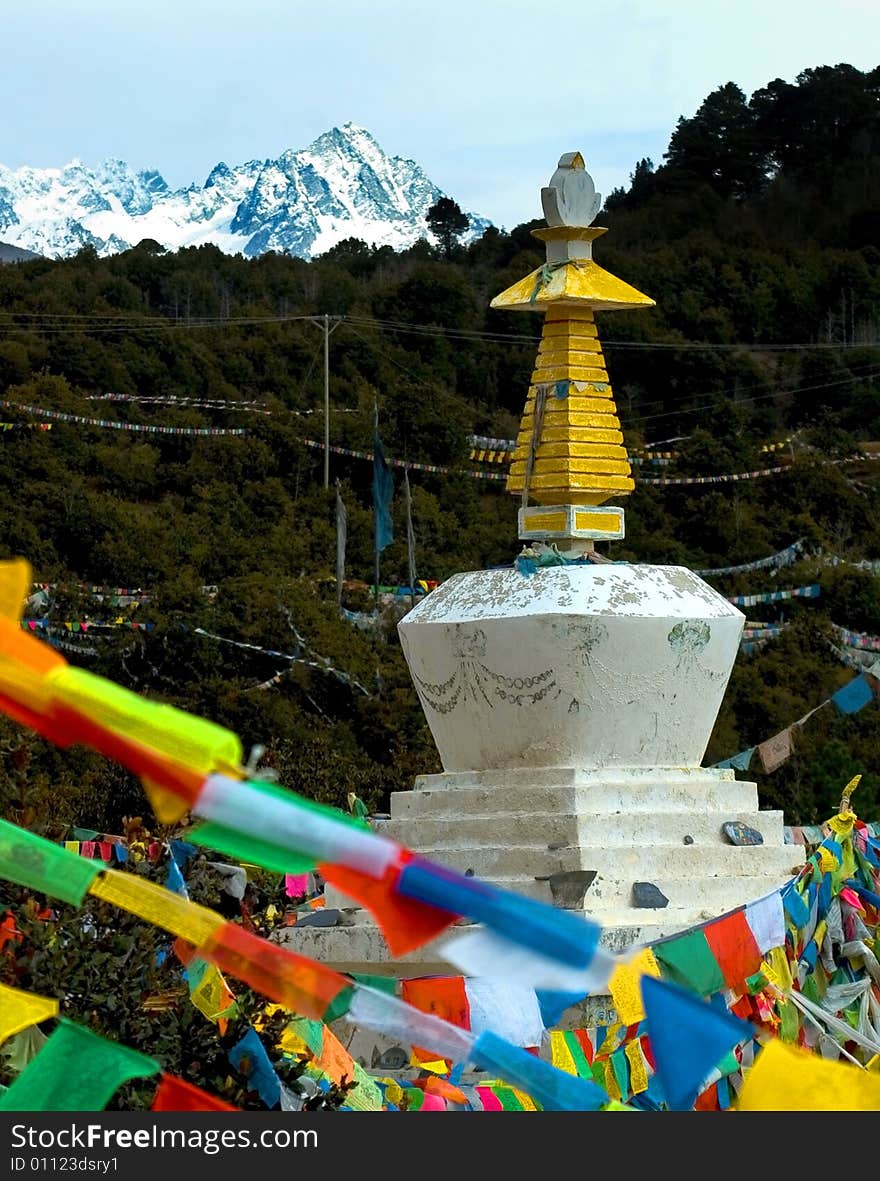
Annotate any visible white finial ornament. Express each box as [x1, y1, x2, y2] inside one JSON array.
[[541, 152, 601, 228]]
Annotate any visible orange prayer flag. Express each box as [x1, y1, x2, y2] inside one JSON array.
[[201, 922, 352, 1022], [401, 977, 470, 1029], [319, 850, 457, 957], [703, 910, 763, 991], [420, 1076, 469, 1106], [151, 1074, 238, 1111], [401, 976, 470, 1069]]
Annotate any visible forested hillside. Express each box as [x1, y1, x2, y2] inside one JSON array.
[[0, 62, 879, 831]]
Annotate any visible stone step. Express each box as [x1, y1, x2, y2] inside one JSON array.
[[413, 766, 738, 790], [395, 841, 799, 884], [375, 809, 785, 849], [391, 779, 760, 819]]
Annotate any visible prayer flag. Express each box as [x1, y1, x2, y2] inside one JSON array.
[[0, 984, 58, 1047], [640, 976, 752, 1111], [151, 1074, 238, 1111], [373, 405, 394, 555], [757, 728, 794, 774], [335, 480, 347, 616], [0, 1019, 158, 1112], [736, 1036, 880, 1110], [831, 674, 874, 715]]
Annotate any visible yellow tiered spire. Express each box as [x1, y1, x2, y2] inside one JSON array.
[[490, 152, 654, 546]]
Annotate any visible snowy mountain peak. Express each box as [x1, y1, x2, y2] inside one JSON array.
[[0, 127, 489, 261]]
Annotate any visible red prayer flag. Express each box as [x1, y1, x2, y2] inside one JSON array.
[[320, 848, 457, 956], [703, 910, 763, 991], [151, 1074, 238, 1112]]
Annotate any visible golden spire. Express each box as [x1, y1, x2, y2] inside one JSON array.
[[490, 153, 654, 547]]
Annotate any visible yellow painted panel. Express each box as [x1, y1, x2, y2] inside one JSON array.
[[527, 472, 634, 492], [538, 337, 602, 354], [537, 458, 631, 476], [511, 460, 631, 480], [520, 512, 569, 531], [536, 443, 628, 460], [518, 427, 623, 445], [522, 399, 619, 419], [544, 312, 596, 330], [574, 511, 623, 532], [531, 366, 609, 383], [536, 349, 605, 367]]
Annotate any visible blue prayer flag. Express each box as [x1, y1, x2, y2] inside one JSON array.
[[831, 674, 874, 715], [373, 407, 394, 555], [641, 976, 752, 1111], [229, 1027, 281, 1108]]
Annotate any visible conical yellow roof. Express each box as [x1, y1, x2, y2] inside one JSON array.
[[491, 258, 655, 314]]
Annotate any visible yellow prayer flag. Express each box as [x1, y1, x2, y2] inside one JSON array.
[[410, 1054, 448, 1074], [64, 841, 80, 855], [765, 946, 793, 992], [736, 1037, 880, 1110], [48, 666, 243, 777], [604, 1059, 622, 1102], [189, 963, 236, 1022], [0, 558, 30, 621], [624, 1038, 649, 1095], [609, 947, 661, 1025], [816, 847, 839, 873], [550, 1030, 578, 1076], [0, 984, 58, 1047], [513, 1088, 538, 1111], [88, 869, 225, 946]]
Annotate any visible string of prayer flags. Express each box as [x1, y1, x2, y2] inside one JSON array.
[[0, 984, 58, 1046], [640, 976, 753, 1111], [713, 747, 756, 772], [0, 1019, 159, 1112], [151, 1074, 239, 1112], [0, 397, 247, 436], [695, 539, 805, 577], [727, 583, 821, 608], [735, 1036, 880, 1110]]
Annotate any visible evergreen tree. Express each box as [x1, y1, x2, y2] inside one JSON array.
[[426, 196, 469, 259]]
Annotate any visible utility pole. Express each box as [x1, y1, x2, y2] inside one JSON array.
[[306, 315, 341, 489]]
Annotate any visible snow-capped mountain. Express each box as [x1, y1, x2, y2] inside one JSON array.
[[0, 124, 489, 261]]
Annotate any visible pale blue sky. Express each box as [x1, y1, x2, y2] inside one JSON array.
[[2, 0, 878, 229]]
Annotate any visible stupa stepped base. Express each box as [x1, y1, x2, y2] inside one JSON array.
[[278, 766, 804, 978]]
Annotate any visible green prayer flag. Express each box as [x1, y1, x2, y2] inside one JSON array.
[[284, 1017, 324, 1056], [73, 828, 100, 842], [0, 1020, 159, 1111], [715, 1049, 740, 1078], [0, 819, 102, 906], [494, 1086, 524, 1111], [563, 1030, 592, 1078], [778, 998, 800, 1043], [350, 973, 397, 995], [189, 822, 315, 876], [653, 930, 726, 996], [611, 1047, 630, 1100]]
